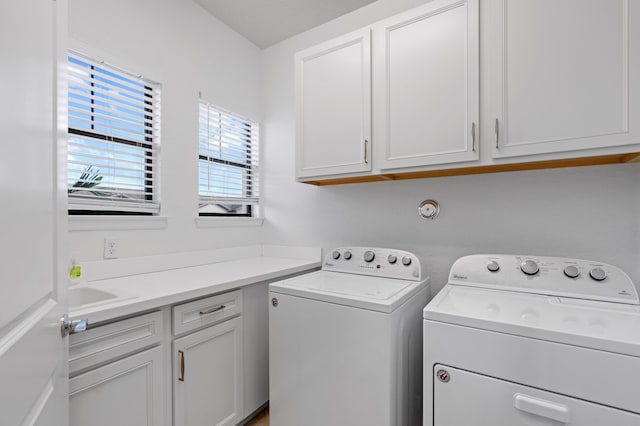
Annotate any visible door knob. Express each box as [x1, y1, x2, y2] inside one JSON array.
[[60, 314, 89, 337]]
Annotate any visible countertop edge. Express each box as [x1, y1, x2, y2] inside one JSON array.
[[69, 258, 321, 325]]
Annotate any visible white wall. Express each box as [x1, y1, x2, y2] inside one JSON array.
[[67, 0, 263, 260], [260, 0, 640, 293]]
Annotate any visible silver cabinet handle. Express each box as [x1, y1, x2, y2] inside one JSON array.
[[364, 139, 368, 164], [178, 350, 185, 382], [471, 122, 476, 151], [199, 305, 225, 315], [60, 314, 89, 337], [495, 118, 499, 148]]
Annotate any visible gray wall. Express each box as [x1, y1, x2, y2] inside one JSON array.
[[67, 0, 263, 260], [260, 0, 640, 293]]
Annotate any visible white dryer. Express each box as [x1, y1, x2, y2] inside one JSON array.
[[269, 247, 430, 426], [423, 254, 640, 426]]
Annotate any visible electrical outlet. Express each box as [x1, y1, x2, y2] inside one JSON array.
[[103, 238, 119, 259]]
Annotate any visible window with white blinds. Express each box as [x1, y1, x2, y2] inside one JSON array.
[[198, 101, 259, 216], [67, 51, 161, 214]]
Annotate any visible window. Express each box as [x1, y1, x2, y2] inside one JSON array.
[[198, 100, 259, 216], [67, 52, 161, 214]]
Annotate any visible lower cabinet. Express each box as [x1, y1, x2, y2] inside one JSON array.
[[68, 282, 277, 425], [173, 317, 243, 426], [68, 311, 165, 426], [69, 346, 164, 426]]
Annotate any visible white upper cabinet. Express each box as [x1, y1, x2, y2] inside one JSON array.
[[374, 0, 479, 169], [488, 0, 640, 158], [295, 28, 372, 179]]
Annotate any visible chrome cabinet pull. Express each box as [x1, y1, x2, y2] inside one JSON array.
[[495, 118, 499, 148], [471, 122, 476, 151], [178, 350, 185, 382], [364, 139, 369, 164], [199, 305, 225, 315]]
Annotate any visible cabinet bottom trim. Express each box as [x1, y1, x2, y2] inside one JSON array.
[[301, 152, 640, 186]]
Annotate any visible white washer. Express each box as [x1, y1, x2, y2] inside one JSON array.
[[269, 247, 430, 426], [423, 254, 640, 426]]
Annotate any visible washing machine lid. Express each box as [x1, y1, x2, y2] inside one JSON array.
[[424, 284, 640, 357], [270, 270, 429, 313], [425, 255, 640, 357]]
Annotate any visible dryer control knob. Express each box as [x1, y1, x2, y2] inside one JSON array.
[[344, 251, 352, 260], [563, 265, 580, 279], [332, 250, 341, 260], [402, 256, 412, 266], [520, 260, 539, 276], [387, 254, 397, 264], [589, 267, 607, 281], [487, 260, 500, 272], [364, 251, 375, 263]]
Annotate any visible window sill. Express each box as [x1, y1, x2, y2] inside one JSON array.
[[69, 216, 169, 232], [195, 217, 264, 228]]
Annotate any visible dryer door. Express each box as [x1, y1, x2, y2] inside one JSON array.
[[432, 364, 639, 425]]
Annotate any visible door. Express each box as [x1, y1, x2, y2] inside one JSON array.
[[173, 318, 243, 426], [295, 27, 372, 179], [69, 347, 164, 426], [433, 364, 640, 425], [374, 0, 479, 169], [487, 0, 640, 158], [0, 0, 68, 425]]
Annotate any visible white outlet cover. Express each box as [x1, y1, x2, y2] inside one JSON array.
[[103, 238, 119, 259]]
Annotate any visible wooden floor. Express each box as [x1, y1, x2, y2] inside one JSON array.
[[245, 407, 269, 426]]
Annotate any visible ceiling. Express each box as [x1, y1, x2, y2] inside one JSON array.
[[193, 0, 378, 49]]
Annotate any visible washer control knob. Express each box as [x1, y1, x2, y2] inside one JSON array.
[[487, 261, 500, 272], [563, 265, 580, 279], [332, 250, 340, 260], [589, 267, 607, 281], [344, 251, 352, 260], [520, 260, 539, 276], [364, 251, 375, 263], [402, 256, 412, 266], [387, 254, 397, 264]]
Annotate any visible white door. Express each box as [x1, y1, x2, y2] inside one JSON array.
[[0, 0, 69, 425], [374, 0, 479, 169], [295, 28, 372, 179], [173, 318, 243, 426], [487, 0, 640, 158]]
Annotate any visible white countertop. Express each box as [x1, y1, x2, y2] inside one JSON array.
[[69, 247, 321, 324]]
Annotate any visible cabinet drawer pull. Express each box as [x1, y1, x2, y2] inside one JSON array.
[[364, 139, 368, 164], [199, 305, 226, 315], [178, 350, 185, 382], [495, 118, 499, 148], [471, 122, 476, 151]]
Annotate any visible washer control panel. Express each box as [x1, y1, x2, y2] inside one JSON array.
[[323, 247, 422, 281], [450, 254, 638, 304]]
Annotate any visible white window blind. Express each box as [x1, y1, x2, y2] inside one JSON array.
[[67, 51, 161, 214], [198, 100, 259, 216]]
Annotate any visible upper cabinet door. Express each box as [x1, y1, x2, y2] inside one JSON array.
[[375, 0, 479, 170], [489, 0, 640, 158], [295, 28, 372, 179]]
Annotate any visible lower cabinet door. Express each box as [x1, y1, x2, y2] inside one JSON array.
[[69, 347, 164, 426], [173, 317, 243, 426], [433, 364, 640, 425]]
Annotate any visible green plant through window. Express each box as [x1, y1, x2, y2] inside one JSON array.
[[68, 166, 106, 196]]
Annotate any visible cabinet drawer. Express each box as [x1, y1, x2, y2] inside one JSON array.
[[173, 289, 242, 336], [69, 311, 163, 375]]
